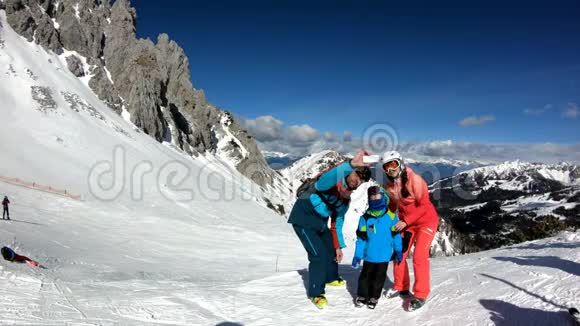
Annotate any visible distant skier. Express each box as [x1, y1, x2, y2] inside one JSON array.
[[2, 196, 9, 220], [1, 246, 42, 267], [288, 149, 371, 309], [352, 186, 403, 309], [381, 151, 439, 311]]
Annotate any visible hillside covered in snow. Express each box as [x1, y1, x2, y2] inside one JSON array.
[[2, 177, 579, 325], [0, 0, 289, 208]]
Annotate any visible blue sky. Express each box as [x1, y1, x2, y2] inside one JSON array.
[[133, 1, 580, 161]]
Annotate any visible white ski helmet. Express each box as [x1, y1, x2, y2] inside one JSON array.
[[382, 150, 403, 164], [381, 151, 405, 174]]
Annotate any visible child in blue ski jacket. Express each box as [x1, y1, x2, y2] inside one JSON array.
[[351, 185, 403, 309]]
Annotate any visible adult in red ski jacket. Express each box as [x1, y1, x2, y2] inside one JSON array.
[[382, 151, 439, 310], [2, 196, 10, 220]]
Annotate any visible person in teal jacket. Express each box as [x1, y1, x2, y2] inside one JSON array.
[[288, 150, 371, 309], [351, 186, 403, 309]]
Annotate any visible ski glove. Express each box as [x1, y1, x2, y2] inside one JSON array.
[[395, 251, 403, 265], [351, 257, 362, 269]]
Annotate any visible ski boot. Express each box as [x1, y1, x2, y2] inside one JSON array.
[[409, 298, 426, 311], [384, 288, 412, 299], [354, 297, 366, 308], [326, 278, 346, 287], [311, 296, 328, 310], [367, 298, 378, 309]]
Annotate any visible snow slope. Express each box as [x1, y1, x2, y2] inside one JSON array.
[[232, 231, 580, 326], [1, 10, 304, 324], [2, 183, 578, 325]]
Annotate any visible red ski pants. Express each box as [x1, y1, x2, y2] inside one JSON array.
[[393, 227, 436, 299]]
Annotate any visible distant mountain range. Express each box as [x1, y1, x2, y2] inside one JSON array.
[[262, 151, 302, 170], [266, 150, 486, 183], [431, 161, 580, 252]]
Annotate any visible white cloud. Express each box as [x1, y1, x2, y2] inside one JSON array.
[[287, 124, 320, 145], [524, 104, 553, 116], [399, 140, 580, 164], [323, 131, 338, 142], [240, 116, 322, 155], [242, 115, 580, 164], [562, 103, 579, 119], [240, 115, 283, 142], [343, 131, 353, 142], [459, 115, 495, 127]]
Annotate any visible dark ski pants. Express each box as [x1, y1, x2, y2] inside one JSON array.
[[357, 261, 389, 300], [293, 225, 339, 298], [2, 207, 8, 219]]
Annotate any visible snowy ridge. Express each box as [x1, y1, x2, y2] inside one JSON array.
[[431, 160, 580, 214], [282, 150, 347, 192], [432, 159, 579, 252], [262, 151, 291, 159], [444, 160, 580, 187], [405, 157, 486, 166], [431, 160, 580, 202], [214, 113, 250, 168], [262, 151, 302, 170]]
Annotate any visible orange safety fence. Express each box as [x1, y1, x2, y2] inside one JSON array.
[[0, 175, 82, 201]]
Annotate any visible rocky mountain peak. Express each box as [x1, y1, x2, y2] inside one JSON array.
[[2, 0, 277, 190]]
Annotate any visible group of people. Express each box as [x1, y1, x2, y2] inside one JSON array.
[[288, 150, 438, 311]]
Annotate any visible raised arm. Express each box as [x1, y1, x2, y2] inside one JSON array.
[[315, 150, 370, 191], [314, 162, 353, 191]]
